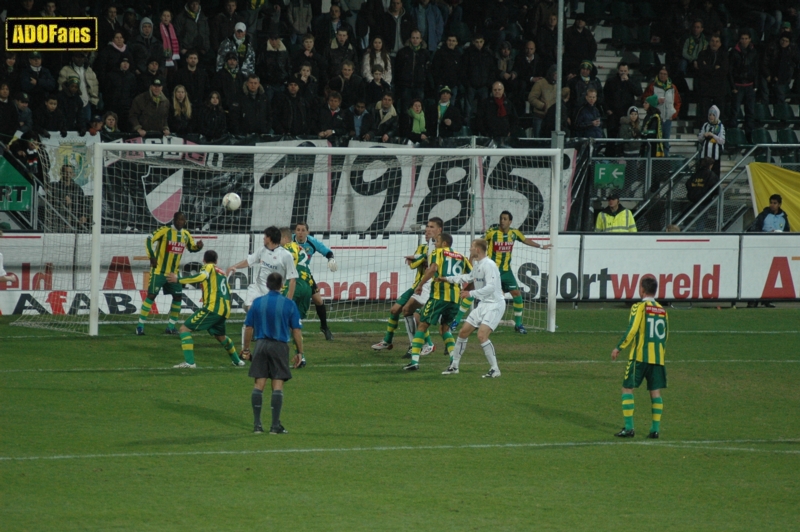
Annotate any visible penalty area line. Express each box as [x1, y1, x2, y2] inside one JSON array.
[[2, 438, 798, 462]]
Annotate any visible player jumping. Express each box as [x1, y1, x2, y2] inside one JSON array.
[[136, 211, 203, 336], [293, 222, 337, 341], [451, 210, 552, 334], [279, 227, 313, 367]]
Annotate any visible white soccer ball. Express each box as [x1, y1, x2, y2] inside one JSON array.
[[223, 192, 241, 211]]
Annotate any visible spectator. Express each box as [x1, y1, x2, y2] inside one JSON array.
[[104, 56, 137, 126], [169, 85, 194, 136], [365, 92, 399, 142], [313, 4, 349, 48], [462, 34, 496, 121], [513, 41, 544, 109], [642, 66, 681, 155], [327, 60, 365, 109], [211, 53, 247, 112], [211, 0, 247, 52], [317, 91, 350, 144], [130, 78, 171, 137], [197, 91, 228, 139], [0, 53, 22, 98], [426, 85, 463, 139], [272, 78, 313, 135], [293, 62, 321, 103], [171, 50, 209, 104], [595, 191, 637, 233], [94, 31, 130, 89], [217, 22, 257, 77], [258, 33, 291, 102], [0, 83, 18, 141], [400, 98, 430, 144], [729, 29, 759, 140], [528, 64, 557, 138], [475, 81, 518, 139], [641, 94, 665, 157], [159, 10, 182, 70], [496, 42, 517, 100], [362, 36, 393, 84], [40, 0, 58, 18], [684, 156, 719, 231], [431, 35, 462, 103], [291, 34, 328, 86], [131, 18, 165, 77], [20, 52, 57, 112], [87, 114, 103, 136], [176, 0, 212, 64], [568, 60, 604, 120], [696, 34, 728, 129], [751, 193, 790, 232], [358, 0, 391, 45], [231, 75, 272, 135], [667, 0, 694, 55], [326, 28, 358, 80], [572, 87, 603, 139], [394, 30, 430, 113], [57, 77, 87, 133], [98, 5, 123, 49], [537, 14, 558, 72], [364, 65, 392, 108], [348, 98, 374, 140], [14, 92, 33, 134], [698, 105, 725, 175], [33, 93, 67, 137], [563, 14, 597, 79], [483, 0, 511, 48], [763, 32, 800, 104], [619, 106, 642, 157], [524, 0, 557, 41], [57, 52, 99, 126], [137, 58, 165, 95], [99, 112, 129, 141], [412, 0, 444, 49], [603, 62, 642, 148], [679, 20, 708, 76], [8, 131, 41, 181], [48, 164, 88, 231], [691, 0, 723, 37], [287, 0, 314, 45], [382, 0, 416, 57]]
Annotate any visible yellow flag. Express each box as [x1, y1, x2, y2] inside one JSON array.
[[746, 163, 800, 232]]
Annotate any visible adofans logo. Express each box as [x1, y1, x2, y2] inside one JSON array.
[[6, 17, 97, 52]]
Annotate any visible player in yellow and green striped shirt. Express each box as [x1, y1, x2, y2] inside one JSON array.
[[611, 277, 668, 439], [136, 212, 203, 336], [403, 233, 471, 371], [167, 250, 243, 369], [451, 210, 552, 334], [280, 227, 315, 368]]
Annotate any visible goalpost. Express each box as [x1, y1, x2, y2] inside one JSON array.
[[12, 142, 562, 336]]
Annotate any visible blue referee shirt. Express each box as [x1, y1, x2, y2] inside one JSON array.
[[245, 291, 302, 343]]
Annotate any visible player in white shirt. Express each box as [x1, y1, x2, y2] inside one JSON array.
[[438, 238, 504, 378], [0, 231, 14, 283]]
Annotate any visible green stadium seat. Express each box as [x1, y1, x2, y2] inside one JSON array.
[[584, 0, 605, 24], [609, 1, 634, 22], [637, 24, 651, 45], [773, 103, 799, 123], [637, 49, 657, 77], [611, 25, 634, 51], [776, 127, 799, 145], [754, 102, 773, 124], [725, 127, 749, 155], [752, 128, 774, 162]]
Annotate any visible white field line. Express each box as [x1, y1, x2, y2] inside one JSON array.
[[1, 438, 798, 462]]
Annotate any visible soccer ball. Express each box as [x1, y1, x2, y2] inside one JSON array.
[[222, 192, 241, 211]]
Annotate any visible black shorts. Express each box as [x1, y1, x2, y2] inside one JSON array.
[[248, 338, 292, 382]]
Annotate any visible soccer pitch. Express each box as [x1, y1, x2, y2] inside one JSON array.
[[1, 307, 798, 531]]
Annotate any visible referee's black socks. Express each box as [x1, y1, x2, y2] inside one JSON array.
[[271, 390, 283, 428], [252, 389, 263, 427]]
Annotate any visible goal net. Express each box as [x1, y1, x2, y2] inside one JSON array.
[[11, 140, 562, 336]]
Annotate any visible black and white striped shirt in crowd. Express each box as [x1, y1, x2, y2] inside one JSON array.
[[697, 121, 726, 161]]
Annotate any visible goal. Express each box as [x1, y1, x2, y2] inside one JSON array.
[[12, 141, 562, 335]]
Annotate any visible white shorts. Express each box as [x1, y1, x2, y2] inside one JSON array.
[[411, 279, 431, 305], [245, 284, 267, 307], [466, 301, 505, 331]]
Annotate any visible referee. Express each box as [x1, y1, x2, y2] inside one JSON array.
[[242, 272, 304, 434]]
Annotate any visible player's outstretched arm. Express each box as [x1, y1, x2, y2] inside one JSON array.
[[523, 237, 552, 250], [226, 259, 250, 275]]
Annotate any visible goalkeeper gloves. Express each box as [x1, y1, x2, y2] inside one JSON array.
[[327, 258, 338, 272]]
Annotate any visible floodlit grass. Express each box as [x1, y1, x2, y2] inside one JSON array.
[[1, 307, 799, 531]]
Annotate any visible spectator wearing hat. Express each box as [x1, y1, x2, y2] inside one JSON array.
[[14, 92, 33, 134], [364, 64, 392, 109], [176, 1, 211, 63], [431, 35, 462, 105], [568, 60, 604, 122], [619, 106, 643, 158], [411, 0, 444, 50], [528, 65, 557, 138], [121, 7, 140, 43], [230, 74, 272, 135], [129, 78, 171, 137], [211, 0, 247, 52], [564, 15, 597, 80], [212, 52, 247, 112], [104, 55, 138, 124], [595, 192, 637, 233], [131, 17, 165, 77], [365, 92, 399, 143], [641, 94, 665, 157], [0, 53, 22, 99], [94, 31, 130, 90], [217, 22, 256, 77], [347, 97, 374, 140], [462, 34, 497, 123], [642, 66, 680, 155], [475, 81, 519, 140], [0, 83, 19, 140], [272, 78, 313, 135], [33, 93, 67, 138], [138, 58, 166, 95], [88, 115, 104, 136], [57, 77, 87, 133], [327, 60, 364, 109], [20, 52, 57, 112], [171, 50, 209, 105], [426, 85, 463, 139], [58, 53, 99, 127], [159, 9, 182, 70], [258, 33, 291, 104], [698, 105, 725, 175]]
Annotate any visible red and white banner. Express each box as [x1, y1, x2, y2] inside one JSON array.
[[740, 235, 800, 299]]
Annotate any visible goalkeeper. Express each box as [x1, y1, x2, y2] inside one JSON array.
[[293, 222, 337, 341], [137, 212, 203, 336], [280, 227, 313, 368], [451, 211, 551, 334]]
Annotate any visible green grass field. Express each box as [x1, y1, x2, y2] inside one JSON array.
[[2, 307, 799, 531]]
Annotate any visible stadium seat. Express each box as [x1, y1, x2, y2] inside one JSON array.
[[752, 128, 774, 162], [450, 22, 471, 46], [753, 102, 773, 124], [637, 3, 657, 21], [772, 103, 799, 124], [611, 25, 635, 51], [720, 28, 736, 50], [725, 127, 749, 155], [637, 50, 657, 77], [637, 24, 651, 46], [584, 0, 605, 24], [609, 1, 634, 23], [776, 127, 799, 145]]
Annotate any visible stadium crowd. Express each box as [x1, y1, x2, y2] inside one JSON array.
[[1, 0, 798, 150]]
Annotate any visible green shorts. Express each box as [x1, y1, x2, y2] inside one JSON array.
[[499, 270, 518, 292], [147, 272, 182, 297], [395, 287, 415, 307], [184, 308, 227, 336], [622, 360, 667, 391], [283, 281, 313, 319], [419, 298, 460, 326]]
